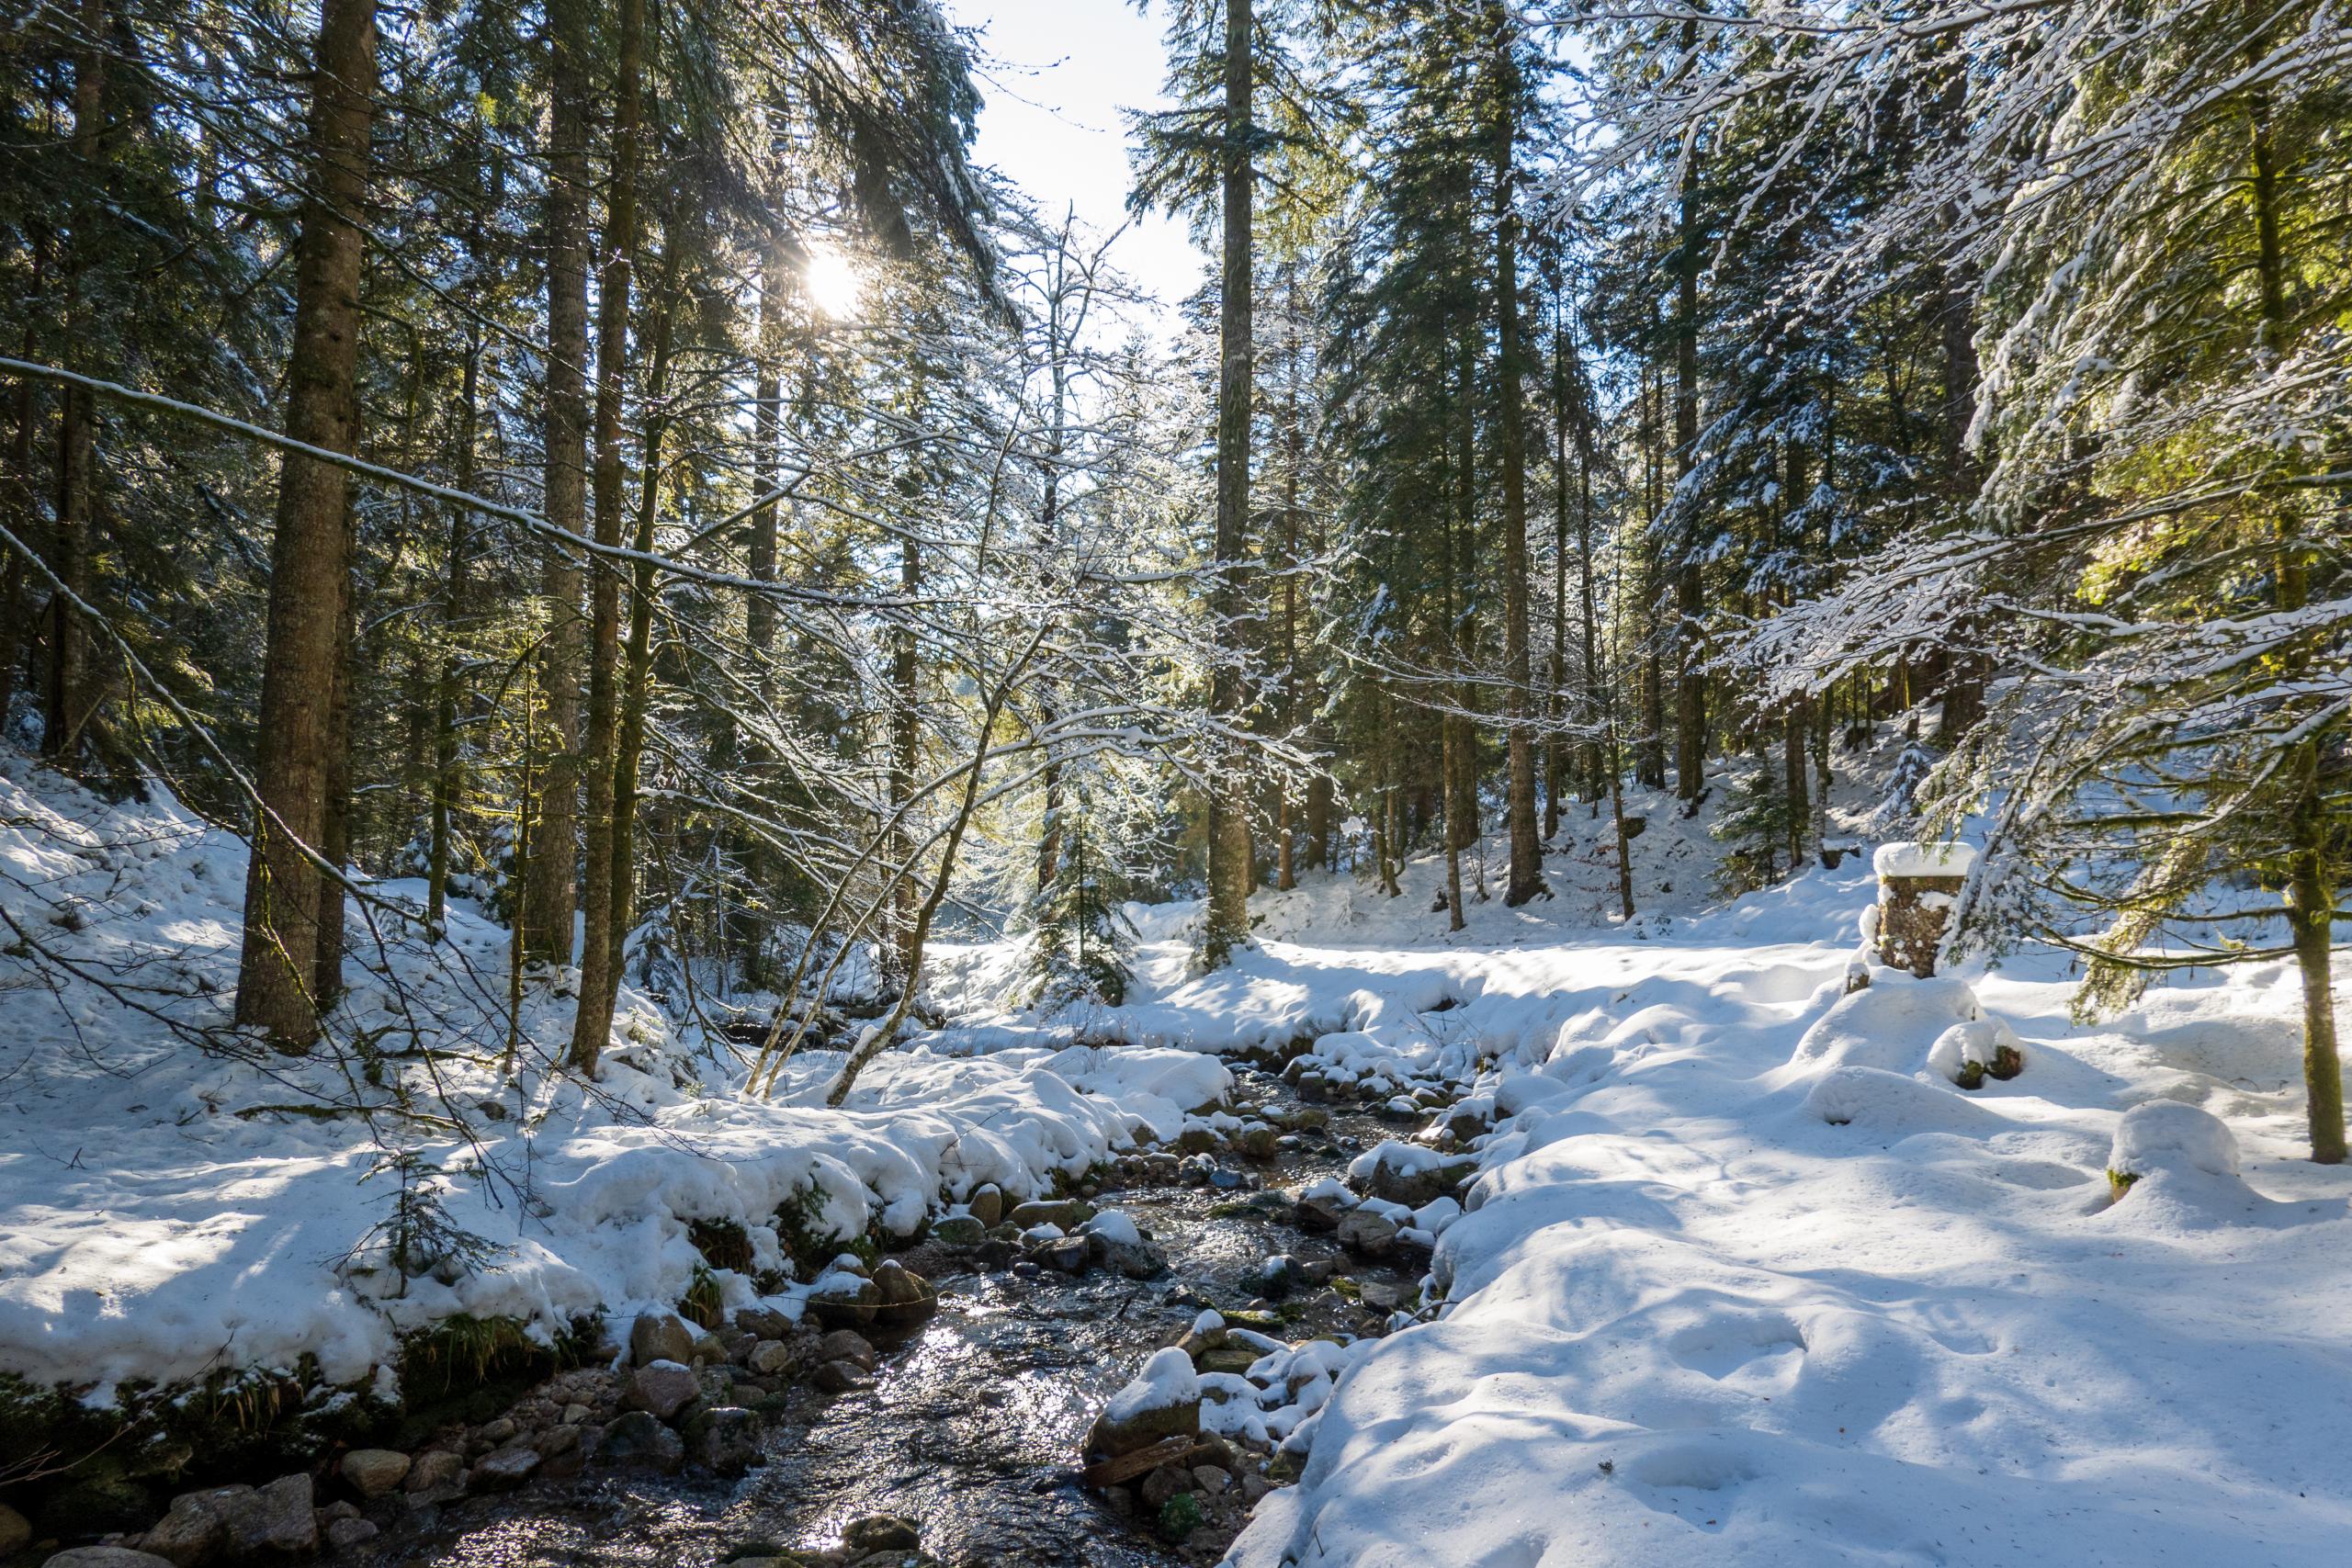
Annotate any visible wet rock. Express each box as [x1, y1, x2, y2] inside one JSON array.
[[534, 1424, 582, 1458], [818, 1328, 877, 1370], [1195, 1346, 1260, 1376], [842, 1515, 922, 1553], [338, 1449, 410, 1499], [479, 1416, 518, 1444], [967, 1184, 1004, 1226], [1175, 1124, 1220, 1156], [1358, 1148, 1476, 1208], [1294, 1190, 1351, 1231], [1361, 1279, 1406, 1312], [688, 1406, 764, 1475], [1242, 1472, 1276, 1504], [216, 1475, 314, 1557], [1007, 1198, 1089, 1229], [1233, 1122, 1280, 1159], [625, 1359, 701, 1421], [1033, 1235, 1090, 1273], [322, 1518, 379, 1553], [42, 1551, 177, 1568], [631, 1312, 696, 1368], [1337, 1208, 1398, 1258], [929, 1213, 985, 1247], [599, 1411, 686, 1472], [811, 1359, 873, 1393], [470, 1447, 539, 1491], [404, 1451, 464, 1494], [733, 1305, 793, 1338], [976, 1238, 1019, 1270]]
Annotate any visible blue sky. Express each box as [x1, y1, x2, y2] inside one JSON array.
[[942, 1, 1207, 319]]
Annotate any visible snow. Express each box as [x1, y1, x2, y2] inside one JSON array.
[[1103, 1345, 1197, 1422], [2109, 1100, 2240, 1180], [1079, 1209, 1143, 1247], [936, 760, 2352, 1567], [0, 757, 1230, 1393], [1872, 838, 1977, 878], [1928, 1017, 2025, 1084]]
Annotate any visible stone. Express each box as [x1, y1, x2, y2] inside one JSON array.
[[1036, 1235, 1090, 1273], [811, 1359, 873, 1393], [404, 1451, 464, 1493], [818, 1328, 877, 1370], [1362, 1152, 1476, 1208], [1336, 1208, 1398, 1257], [1232, 1123, 1280, 1160], [41, 1551, 177, 1568], [1242, 1473, 1275, 1504], [1087, 1395, 1199, 1460], [1007, 1198, 1090, 1229], [479, 1416, 518, 1444], [534, 1424, 582, 1458], [967, 1184, 1004, 1226], [133, 1487, 242, 1568], [1195, 1346, 1260, 1376], [748, 1338, 800, 1375], [1140, 1463, 1192, 1508], [1193, 1466, 1231, 1495], [599, 1411, 686, 1472], [562, 1403, 592, 1425], [630, 1311, 696, 1368], [625, 1359, 701, 1421], [1294, 1190, 1350, 1232], [842, 1516, 922, 1553], [323, 1518, 379, 1552], [0, 1503, 27, 1558], [1174, 1124, 1220, 1156], [339, 1449, 411, 1498], [929, 1213, 985, 1247], [319, 1501, 360, 1524], [1361, 1279, 1406, 1312], [689, 1406, 765, 1475], [222, 1475, 314, 1557], [872, 1259, 928, 1306], [470, 1447, 541, 1491], [733, 1305, 792, 1338]]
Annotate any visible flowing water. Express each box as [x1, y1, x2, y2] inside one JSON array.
[[374, 1064, 1419, 1568]]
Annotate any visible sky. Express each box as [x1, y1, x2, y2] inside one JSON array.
[[941, 1, 1207, 323]]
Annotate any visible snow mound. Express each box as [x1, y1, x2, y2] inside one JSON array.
[[2109, 1100, 2239, 1181], [1781, 972, 1984, 1078], [1104, 1345, 1197, 1423], [1803, 1065, 1999, 1132], [1872, 839, 1977, 878]]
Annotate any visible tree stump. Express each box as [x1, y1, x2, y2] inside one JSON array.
[[1871, 841, 1976, 977]]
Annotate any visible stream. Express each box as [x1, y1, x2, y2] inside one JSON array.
[[368, 1063, 1423, 1568]]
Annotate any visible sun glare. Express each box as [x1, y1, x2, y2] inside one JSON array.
[[805, 245, 864, 320]]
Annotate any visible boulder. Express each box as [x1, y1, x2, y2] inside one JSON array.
[[818, 1329, 877, 1371], [599, 1411, 686, 1472], [625, 1359, 701, 1421], [0, 1504, 27, 1559], [1140, 1463, 1193, 1507], [629, 1312, 696, 1368], [1354, 1145, 1476, 1208], [1232, 1123, 1280, 1160], [223, 1475, 314, 1557], [404, 1451, 464, 1493], [747, 1338, 800, 1376], [1008, 1198, 1090, 1230], [842, 1516, 922, 1554], [338, 1449, 411, 1499], [967, 1184, 1004, 1226], [1087, 1348, 1201, 1458], [688, 1406, 764, 1475], [134, 1487, 241, 1567], [469, 1447, 540, 1492], [929, 1213, 985, 1247], [811, 1359, 874, 1393], [42, 1551, 178, 1568], [323, 1519, 379, 1553], [1336, 1208, 1398, 1258], [733, 1305, 792, 1339]]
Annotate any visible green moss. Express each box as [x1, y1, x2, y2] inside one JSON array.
[[2108, 1168, 2142, 1199], [1158, 1490, 1204, 1540]]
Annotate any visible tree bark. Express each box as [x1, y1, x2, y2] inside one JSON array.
[[569, 0, 646, 1074], [234, 0, 377, 1049], [525, 0, 592, 970], [46, 0, 109, 762], [1490, 22, 1544, 908], [1672, 135, 1705, 807], [1198, 0, 1254, 970]]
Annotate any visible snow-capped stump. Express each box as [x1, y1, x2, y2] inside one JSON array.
[[1928, 1018, 2025, 1089], [1872, 840, 1976, 976], [2108, 1100, 2239, 1198], [1087, 1347, 1201, 1458]]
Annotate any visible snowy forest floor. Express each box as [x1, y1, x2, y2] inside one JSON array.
[[4, 739, 2350, 1565]]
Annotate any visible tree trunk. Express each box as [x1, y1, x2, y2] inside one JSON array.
[[1198, 0, 1254, 970], [1671, 41, 1706, 807], [890, 534, 921, 978], [427, 333, 480, 934], [1491, 19, 1544, 908], [1783, 694, 1809, 872], [526, 0, 592, 969], [569, 0, 645, 1073], [234, 0, 377, 1050], [44, 0, 110, 763], [313, 492, 358, 1010]]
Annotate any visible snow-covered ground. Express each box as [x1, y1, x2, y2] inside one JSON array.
[[0, 758, 1224, 1396], [8, 740, 2349, 1566], [938, 787, 2352, 1566]]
